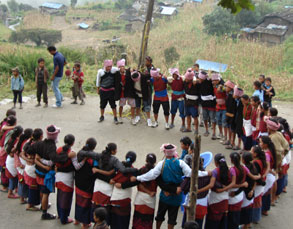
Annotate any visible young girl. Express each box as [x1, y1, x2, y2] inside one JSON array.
[[110, 151, 137, 229], [239, 151, 258, 229], [132, 153, 157, 229], [90, 143, 137, 224], [205, 154, 235, 229], [55, 134, 86, 224], [241, 95, 253, 150], [11, 67, 25, 109], [0, 114, 16, 192], [252, 81, 264, 103], [14, 128, 33, 204], [228, 152, 260, 229], [93, 207, 109, 229], [71, 62, 85, 105], [22, 128, 43, 211], [251, 146, 267, 224], [250, 96, 260, 145], [74, 138, 98, 229], [259, 136, 277, 216], [5, 126, 23, 199]]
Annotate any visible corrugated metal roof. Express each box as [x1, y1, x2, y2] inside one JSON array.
[[41, 2, 64, 9], [196, 59, 228, 73], [160, 6, 177, 15], [192, 0, 203, 3], [78, 23, 89, 29]]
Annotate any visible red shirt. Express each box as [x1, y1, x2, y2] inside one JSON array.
[[151, 77, 169, 102], [72, 71, 84, 86], [214, 86, 226, 111], [171, 77, 184, 101], [243, 104, 253, 120]]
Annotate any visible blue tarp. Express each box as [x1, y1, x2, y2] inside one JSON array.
[[196, 59, 228, 73], [78, 23, 89, 29], [192, 0, 203, 3], [241, 27, 254, 33], [41, 2, 64, 9]]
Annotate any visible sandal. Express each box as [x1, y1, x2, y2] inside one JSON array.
[[203, 131, 210, 137], [232, 146, 241, 150], [26, 207, 39, 211], [225, 145, 233, 149], [182, 129, 192, 133], [8, 194, 19, 199]]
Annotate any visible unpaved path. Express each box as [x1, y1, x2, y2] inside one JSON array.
[[0, 96, 292, 229]]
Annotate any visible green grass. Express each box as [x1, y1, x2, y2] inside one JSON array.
[[0, 23, 12, 41]]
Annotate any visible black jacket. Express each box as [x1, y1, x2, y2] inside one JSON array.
[[115, 68, 136, 100]]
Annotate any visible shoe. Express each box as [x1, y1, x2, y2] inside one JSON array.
[[80, 101, 85, 105], [19, 104, 23, 109], [51, 104, 61, 108], [165, 123, 170, 130], [131, 119, 136, 125], [203, 131, 210, 137], [147, 119, 152, 127], [194, 130, 199, 135], [71, 101, 78, 104], [43, 104, 48, 108], [152, 121, 158, 128], [211, 134, 217, 140], [217, 134, 223, 139], [225, 145, 233, 149], [12, 104, 16, 109], [169, 124, 175, 129], [232, 146, 241, 150], [222, 140, 230, 145], [41, 213, 56, 220], [98, 116, 104, 122], [180, 126, 186, 132], [35, 103, 41, 107], [135, 116, 141, 124], [118, 117, 123, 124], [182, 129, 192, 133], [199, 122, 204, 127], [114, 117, 119, 125]]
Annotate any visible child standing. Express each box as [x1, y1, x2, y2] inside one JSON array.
[[212, 73, 227, 141], [180, 136, 192, 160], [252, 81, 264, 103], [11, 67, 24, 109], [168, 68, 186, 131], [150, 69, 170, 129], [183, 68, 200, 134], [263, 77, 275, 107], [71, 63, 85, 105], [241, 95, 253, 150], [35, 58, 49, 108]]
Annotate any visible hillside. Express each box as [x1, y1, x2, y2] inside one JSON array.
[[0, 1, 293, 100]]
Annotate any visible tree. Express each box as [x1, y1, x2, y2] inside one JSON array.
[[218, 0, 254, 14], [7, 0, 18, 12], [71, 0, 77, 8], [202, 7, 239, 36], [18, 3, 34, 11], [0, 4, 8, 13], [164, 47, 180, 66], [9, 29, 62, 46]]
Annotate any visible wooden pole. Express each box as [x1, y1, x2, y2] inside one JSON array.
[[187, 135, 201, 221], [137, 0, 155, 71]]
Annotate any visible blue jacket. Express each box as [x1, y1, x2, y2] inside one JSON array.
[[11, 75, 24, 91]]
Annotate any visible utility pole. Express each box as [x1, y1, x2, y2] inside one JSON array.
[[187, 135, 201, 221], [137, 0, 155, 71]]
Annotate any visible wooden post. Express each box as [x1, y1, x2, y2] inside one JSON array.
[[137, 0, 155, 71], [187, 135, 201, 221]]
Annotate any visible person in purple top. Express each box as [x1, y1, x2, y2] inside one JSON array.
[[47, 46, 67, 108]]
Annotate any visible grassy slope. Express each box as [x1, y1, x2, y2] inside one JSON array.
[[0, 2, 292, 100], [0, 23, 11, 41]]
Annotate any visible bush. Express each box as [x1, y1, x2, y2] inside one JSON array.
[[7, 0, 18, 12], [164, 47, 180, 65], [18, 3, 34, 11], [9, 29, 62, 46]]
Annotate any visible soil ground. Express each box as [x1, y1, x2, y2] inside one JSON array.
[[0, 95, 292, 229]]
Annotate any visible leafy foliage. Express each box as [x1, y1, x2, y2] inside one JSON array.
[[203, 3, 274, 36], [9, 29, 62, 46], [7, 0, 18, 12], [284, 36, 293, 74], [218, 0, 254, 14], [18, 3, 34, 11]]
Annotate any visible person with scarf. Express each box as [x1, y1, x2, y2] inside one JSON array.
[[168, 68, 186, 131], [96, 60, 119, 124], [132, 143, 191, 229], [115, 59, 137, 125]]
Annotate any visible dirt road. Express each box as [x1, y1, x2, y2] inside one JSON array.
[[0, 96, 292, 228]]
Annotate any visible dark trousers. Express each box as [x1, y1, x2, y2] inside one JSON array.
[[13, 90, 22, 104], [37, 83, 48, 104]]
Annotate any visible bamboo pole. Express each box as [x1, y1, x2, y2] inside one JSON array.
[[187, 135, 201, 221], [137, 0, 155, 71]]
